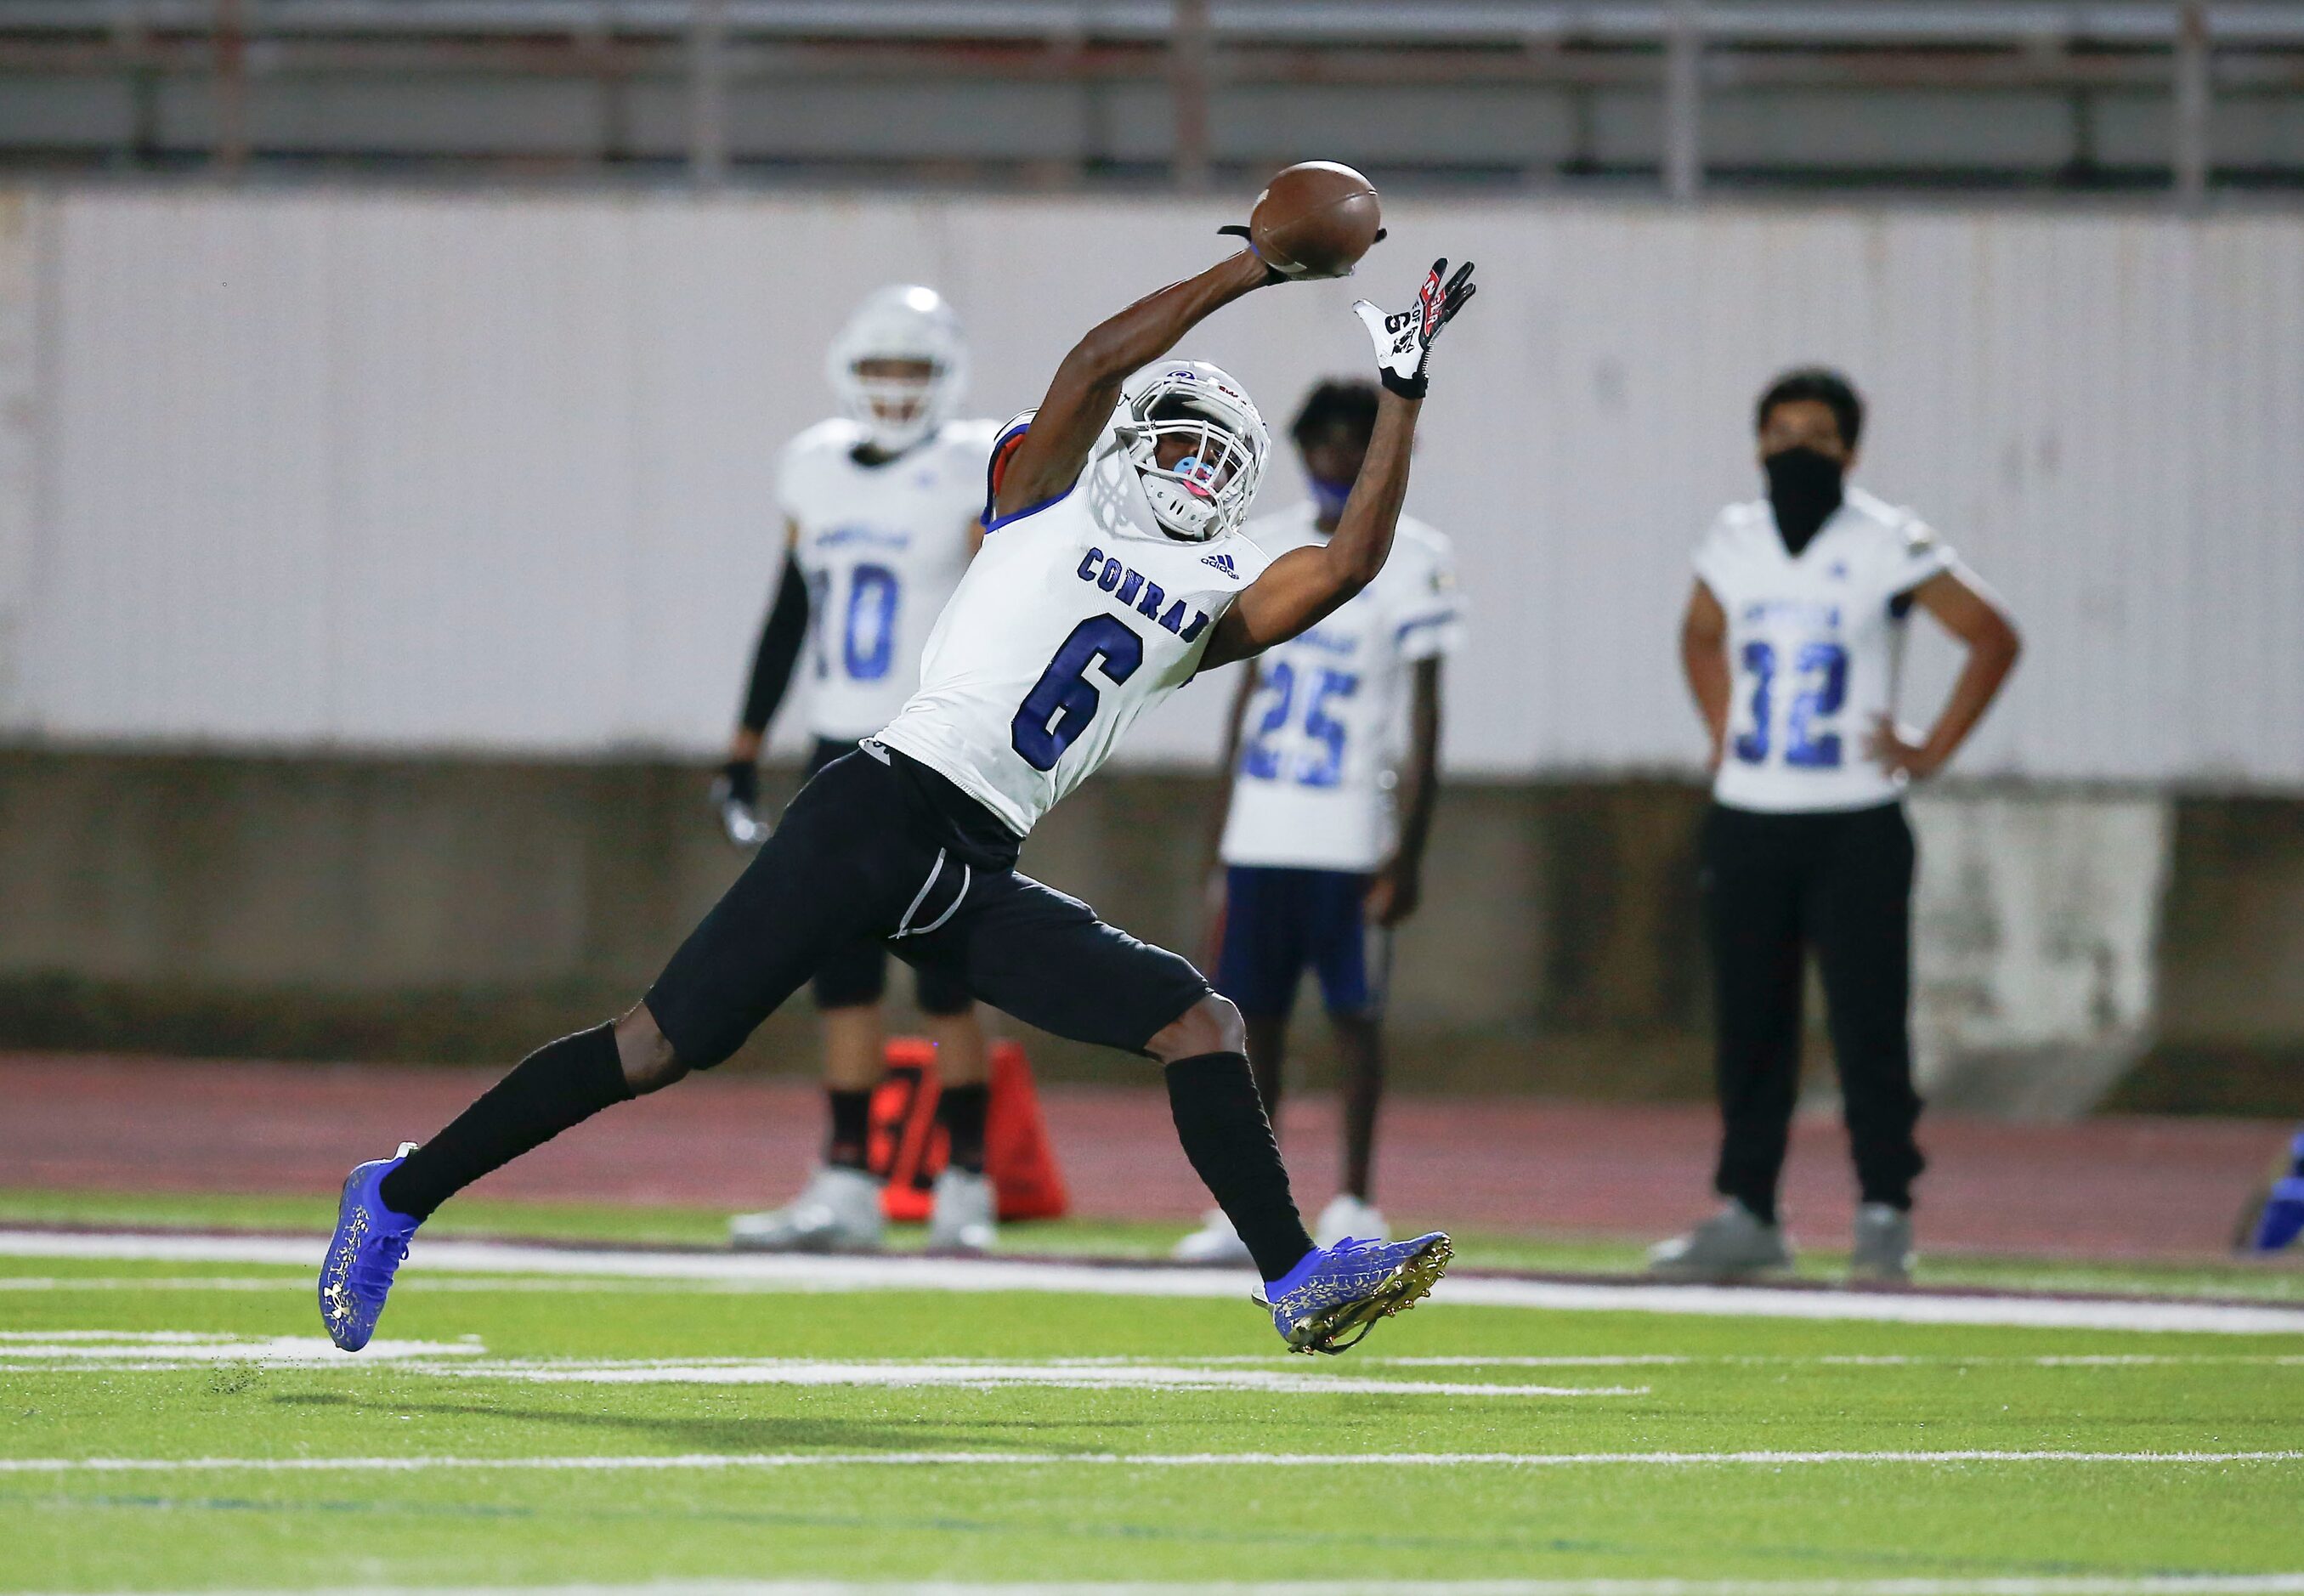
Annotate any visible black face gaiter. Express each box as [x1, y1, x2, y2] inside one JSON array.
[[1763, 445, 1846, 556]]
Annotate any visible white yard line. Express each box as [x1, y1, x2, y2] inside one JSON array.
[[0, 1332, 484, 1367], [409, 1361, 1639, 1396], [0, 1274, 733, 1293], [5, 1229, 2303, 1335], [37, 1581, 2304, 1596], [0, 1337, 1639, 1395], [3, 1449, 2299, 1475]]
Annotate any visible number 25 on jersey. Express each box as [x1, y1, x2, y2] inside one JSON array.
[[1238, 660, 1360, 789]]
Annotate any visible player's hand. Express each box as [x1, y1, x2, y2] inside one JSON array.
[[711, 760, 770, 848], [1352, 258, 1477, 399], [1214, 227, 1296, 287], [1865, 715, 1940, 781], [1216, 223, 1388, 285], [1365, 858, 1422, 927]]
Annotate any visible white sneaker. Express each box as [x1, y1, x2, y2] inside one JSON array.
[[728, 1166, 885, 1253], [1314, 1193, 1389, 1248], [1849, 1201, 1915, 1284], [1171, 1208, 1253, 1265], [926, 1167, 998, 1256], [1647, 1200, 1794, 1280]]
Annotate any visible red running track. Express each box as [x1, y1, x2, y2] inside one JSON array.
[[0, 1052, 2281, 1262]]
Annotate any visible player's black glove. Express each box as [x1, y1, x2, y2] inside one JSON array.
[[710, 760, 768, 848], [1352, 258, 1477, 399]]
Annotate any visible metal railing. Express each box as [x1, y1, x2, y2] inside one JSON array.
[[3, 0, 2300, 199]]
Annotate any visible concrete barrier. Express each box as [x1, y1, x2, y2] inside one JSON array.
[[8, 748, 2294, 1118]]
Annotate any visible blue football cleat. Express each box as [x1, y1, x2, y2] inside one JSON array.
[[2243, 1132, 2304, 1254], [319, 1143, 422, 1351], [1260, 1232, 1452, 1355]]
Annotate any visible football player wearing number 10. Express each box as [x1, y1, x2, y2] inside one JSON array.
[[318, 226, 1478, 1357], [1654, 367, 2021, 1286], [711, 286, 1001, 1258]]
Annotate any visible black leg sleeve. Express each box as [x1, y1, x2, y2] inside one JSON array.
[[936, 1083, 989, 1176], [825, 1088, 875, 1173], [1812, 803, 1925, 1210], [378, 1023, 633, 1221], [1703, 804, 1809, 1225], [1166, 1051, 1315, 1282]]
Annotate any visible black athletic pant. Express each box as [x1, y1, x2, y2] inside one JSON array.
[[387, 740, 1314, 1280], [1700, 799, 1924, 1220], [648, 744, 1211, 1068], [798, 739, 975, 1017]]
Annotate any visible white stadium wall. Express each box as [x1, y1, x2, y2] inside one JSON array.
[[1, 184, 2301, 784]]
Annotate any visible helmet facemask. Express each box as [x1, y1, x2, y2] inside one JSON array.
[[1118, 365, 1269, 542], [843, 357, 944, 453], [826, 286, 968, 455]]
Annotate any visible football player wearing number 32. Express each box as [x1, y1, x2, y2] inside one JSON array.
[[1655, 367, 2021, 1287], [318, 187, 1479, 1356]]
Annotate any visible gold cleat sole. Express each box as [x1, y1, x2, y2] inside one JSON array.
[[1288, 1234, 1454, 1356]]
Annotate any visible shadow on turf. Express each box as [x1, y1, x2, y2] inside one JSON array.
[[273, 1390, 1078, 1453], [7, 1488, 2142, 1578]]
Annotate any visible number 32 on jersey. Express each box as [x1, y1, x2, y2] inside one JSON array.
[[1734, 639, 1848, 768]]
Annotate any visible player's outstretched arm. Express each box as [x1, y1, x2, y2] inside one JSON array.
[[1203, 259, 1476, 673], [993, 251, 1276, 522]]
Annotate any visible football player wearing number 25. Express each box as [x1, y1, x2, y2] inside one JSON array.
[[319, 202, 1477, 1356], [712, 286, 1002, 1259], [1654, 367, 2021, 1288], [1177, 379, 1465, 1266]]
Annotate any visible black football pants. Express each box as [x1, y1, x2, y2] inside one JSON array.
[[1700, 800, 1924, 1220], [646, 748, 1210, 1069], [798, 739, 975, 1017]]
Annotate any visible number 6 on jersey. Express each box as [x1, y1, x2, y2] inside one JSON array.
[[1010, 616, 1146, 772]]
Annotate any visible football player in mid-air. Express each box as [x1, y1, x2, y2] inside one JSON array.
[[320, 221, 1477, 1357], [1177, 378, 1463, 1263], [712, 285, 1001, 1257]]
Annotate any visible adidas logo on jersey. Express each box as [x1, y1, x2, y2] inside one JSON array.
[[1200, 552, 1238, 577], [1077, 546, 1211, 643]]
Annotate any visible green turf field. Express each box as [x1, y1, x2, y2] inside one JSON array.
[[3, 1197, 2301, 1593]]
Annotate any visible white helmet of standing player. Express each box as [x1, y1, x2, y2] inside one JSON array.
[[1117, 362, 1270, 542], [826, 284, 969, 455]]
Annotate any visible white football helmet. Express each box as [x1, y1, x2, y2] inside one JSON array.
[[825, 284, 968, 454], [1115, 361, 1270, 542]]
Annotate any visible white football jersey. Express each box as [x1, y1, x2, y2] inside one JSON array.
[[1220, 505, 1464, 873], [778, 416, 997, 742], [877, 420, 1274, 836], [1695, 485, 1956, 813]]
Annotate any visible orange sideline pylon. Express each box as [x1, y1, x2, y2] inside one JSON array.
[[867, 1038, 1068, 1223]]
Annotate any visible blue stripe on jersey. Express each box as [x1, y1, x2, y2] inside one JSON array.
[[1395, 612, 1457, 642], [983, 484, 1075, 533], [982, 412, 1038, 529]]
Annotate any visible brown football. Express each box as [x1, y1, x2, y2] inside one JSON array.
[[1248, 161, 1383, 279]]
